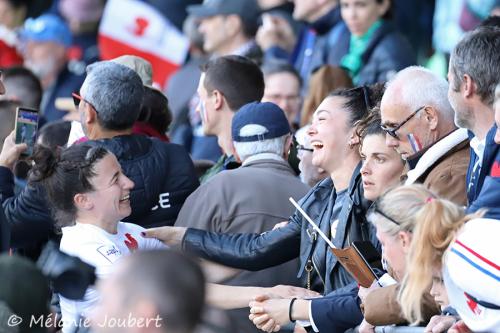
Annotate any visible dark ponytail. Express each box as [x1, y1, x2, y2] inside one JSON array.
[[329, 83, 386, 127], [30, 145, 60, 183]]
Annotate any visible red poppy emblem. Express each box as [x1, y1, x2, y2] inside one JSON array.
[[124, 233, 138, 252], [464, 292, 482, 315], [132, 17, 149, 37]]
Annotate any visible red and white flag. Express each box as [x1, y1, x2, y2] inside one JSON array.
[[98, 0, 189, 88]]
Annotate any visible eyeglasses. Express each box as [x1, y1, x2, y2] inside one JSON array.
[[296, 144, 313, 152], [380, 106, 425, 140], [72, 92, 98, 113]]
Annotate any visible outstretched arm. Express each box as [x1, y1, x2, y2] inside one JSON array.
[[143, 215, 302, 271], [208, 284, 319, 310]]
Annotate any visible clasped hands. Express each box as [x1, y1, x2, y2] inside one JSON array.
[[248, 286, 320, 332]]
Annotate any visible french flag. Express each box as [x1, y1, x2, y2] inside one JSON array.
[[98, 0, 189, 88], [407, 133, 423, 154]]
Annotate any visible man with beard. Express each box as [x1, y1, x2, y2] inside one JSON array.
[[20, 14, 85, 122]]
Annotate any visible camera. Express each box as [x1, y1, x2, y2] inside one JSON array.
[[37, 241, 96, 300]]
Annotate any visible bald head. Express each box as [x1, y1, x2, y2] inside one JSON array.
[[380, 66, 457, 160], [382, 66, 455, 123]]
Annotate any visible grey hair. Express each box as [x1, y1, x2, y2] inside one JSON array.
[[385, 66, 455, 121], [80, 61, 144, 131], [233, 124, 289, 161], [450, 27, 500, 107]]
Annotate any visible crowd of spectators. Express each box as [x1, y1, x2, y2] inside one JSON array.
[[0, 0, 498, 333]]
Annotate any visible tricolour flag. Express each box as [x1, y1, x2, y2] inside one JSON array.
[[407, 133, 423, 154], [98, 0, 189, 88]]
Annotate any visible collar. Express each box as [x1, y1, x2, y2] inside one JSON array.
[[132, 122, 169, 142], [222, 154, 241, 170], [242, 153, 284, 166], [469, 136, 486, 166], [350, 19, 382, 45], [231, 40, 257, 57], [405, 128, 469, 184]]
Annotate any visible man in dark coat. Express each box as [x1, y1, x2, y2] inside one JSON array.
[[0, 61, 199, 249]]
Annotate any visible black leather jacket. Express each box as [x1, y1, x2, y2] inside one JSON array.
[[0, 135, 199, 248], [183, 163, 379, 294]]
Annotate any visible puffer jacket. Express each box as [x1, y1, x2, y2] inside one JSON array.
[[0, 134, 199, 248], [182, 163, 379, 294], [328, 21, 416, 85]]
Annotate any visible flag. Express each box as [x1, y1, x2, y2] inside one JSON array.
[[98, 0, 189, 88], [407, 133, 423, 154]]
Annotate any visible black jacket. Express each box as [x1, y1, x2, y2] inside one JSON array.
[[182, 163, 379, 294], [0, 134, 199, 248]]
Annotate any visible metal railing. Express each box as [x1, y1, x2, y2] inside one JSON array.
[[351, 326, 425, 333], [374, 326, 425, 333]]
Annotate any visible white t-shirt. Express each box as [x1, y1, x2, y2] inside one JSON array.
[[59, 222, 165, 332]]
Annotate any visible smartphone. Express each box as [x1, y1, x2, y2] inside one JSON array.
[[351, 241, 384, 277], [14, 107, 39, 156]]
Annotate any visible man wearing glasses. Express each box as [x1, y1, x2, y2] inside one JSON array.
[[380, 66, 469, 205]]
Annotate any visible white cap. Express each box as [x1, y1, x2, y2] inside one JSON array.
[[443, 218, 500, 332]]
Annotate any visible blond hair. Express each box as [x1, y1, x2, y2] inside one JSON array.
[[398, 197, 484, 324], [370, 184, 435, 237]]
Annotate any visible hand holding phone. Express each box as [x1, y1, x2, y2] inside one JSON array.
[[14, 107, 39, 156], [0, 131, 27, 170]]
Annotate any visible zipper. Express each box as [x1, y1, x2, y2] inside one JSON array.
[[311, 254, 326, 289], [304, 229, 326, 290]]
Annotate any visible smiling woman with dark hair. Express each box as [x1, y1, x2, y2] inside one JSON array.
[[143, 85, 391, 332], [30, 144, 164, 333]]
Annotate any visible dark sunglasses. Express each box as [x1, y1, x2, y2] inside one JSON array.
[[72, 92, 83, 108], [296, 144, 313, 152], [380, 106, 425, 140], [72, 92, 98, 113]]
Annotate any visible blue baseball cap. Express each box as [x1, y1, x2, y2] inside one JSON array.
[[232, 102, 291, 142], [20, 14, 72, 48]]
